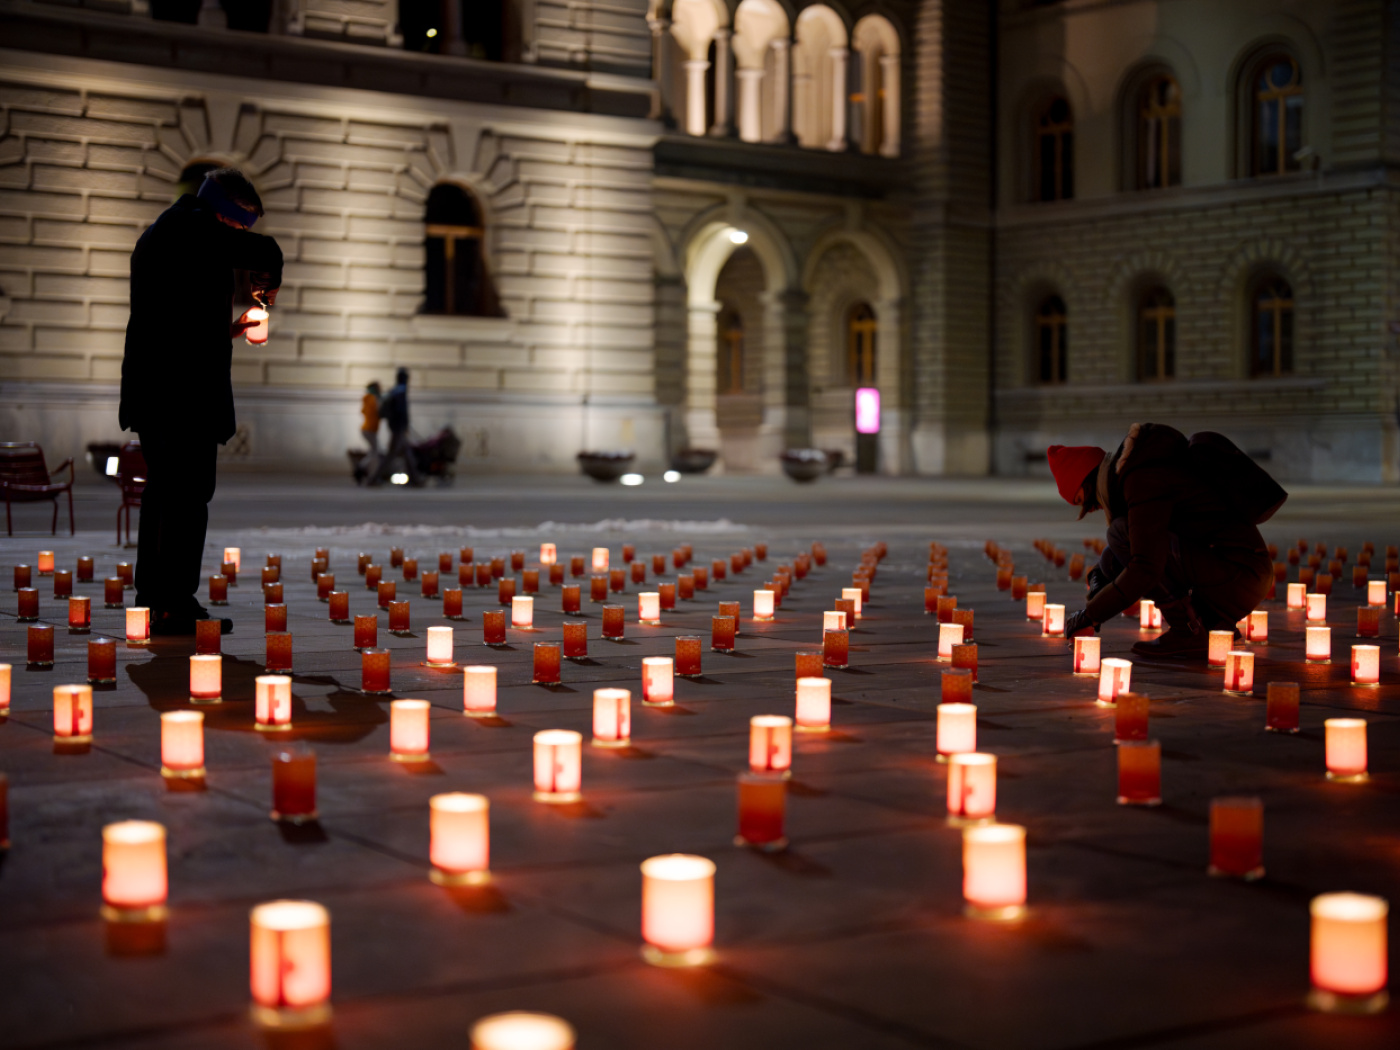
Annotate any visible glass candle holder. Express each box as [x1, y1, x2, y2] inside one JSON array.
[[962, 823, 1026, 921], [1098, 658, 1133, 705], [265, 603, 288, 634], [533, 729, 582, 802], [532, 643, 561, 685], [561, 584, 581, 614], [822, 628, 849, 669], [1241, 609, 1268, 643], [674, 636, 702, 677], [1072, 635, 1101, 675], [640, 854, 716, 966], [718, 601, 741, 635], [602, 605, 625, 640], [353, 614, 377, 651], [312, 573, 334, 602], [749, 715, 793, 776], [948, 752, 997, 825], [13, 563, 31, 590], [482, 609, 507, 646], [438, 552, 452, 574], [0, 664, 9, 716], [189, 654, 222, 704], [937, 667, 972, 704], [631, 561, 647, 585], [588, 575, 607, 603], [795, 676, 832, 732], [752, 590, 775, 622], [570, 555, 585, 578], [510, 551, 525, 573], [475, 564, 491, 588], [311, 558, 328, 583], [995, 567, 1012, 591], [1223, 650, 1254, 694], [28, 623, 55, 667], [361, 648, 391, 695], [676, 547, 690, 568], [1306, 625, 1331, 662], [1351, 644, 1380, 685], [936, 701, 976, 760], [1117, 739, 1162, 805], [17, 587, 39, 622], [935, 595, 956, 623], [255, 674, 293, 732], [377, 581, 396, 609], [512, 596, 534, 629], [1205, 630, 1232, 667], [124, 606, 149, 646], [694, 567, 709, 590], [659, 583, 676, 611], [1114, 692, 1149, 743], [951, 608, 974, 641], [539, 543, 557, 566], [652, 554, 666, 575], [69, 595, 91, 633], [389, 547, 404, 569], [366, 565, 383, 591], [1286, 582, 1305, 609], [272, 748, 317, 823], [192, 617, 221, 656], [442, 589, 463, 619], [430, 793, 490, 886], [221, 561, 238, 587], [522, 569, 539, 594], [1025, 591, 1045, 621], [102, 821, 167, 922], [951, 643, 978, 683], [104, 577, 125, 608], [1367, 580, 1386, 606], [1306, 592, 1327, 622], [641, 656, 674, 706], [76, 555, 93, 582], [562, 621, 588, 659], [1308, 892, 1390, 1013], [249, 900, 331, 1030], [1325, 718, 1368, 781], [52, 569, 72, 597], [592, 687, 631, 748], [678, 575, 695, 601], [937, 622, 964, 660], [924, 587, 939, 614], [390, 699, 431, 762], [1356, 607, 1380, 639], [265, 632, 293, 673], [1265, 681, 1300, 733], [261, 566, 280, 587], [87, 636, 116, 685], [424, 626, 454, 668], [160, 709, 206, 778], [822, 610, 844, 634], [401, 558, 418, 582], [731, 553, 743, 574], [53, 683, 93, 743], [117, 561, 134, 588], [711, 615, 736, 651], [590, 547, 609, 573], [736, 773, 787, 851], [1043, 604, 1066, 637], [1317, 573, 1334, 596], [462, 665, 497, 717], [1010, 576, 1028, 602], [209, 574, 228, 605], [471, 1013, 576, 1050], [421, 571, 439, 598], [638, 592, 661, 625], [712, 558, 726, 581], [1209, 796, 1264, 880]]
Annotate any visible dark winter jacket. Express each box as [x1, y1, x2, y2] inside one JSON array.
[[1084, 423, 1268, 623], [380, 383, 409, 435], [119, 195, 282, 443]]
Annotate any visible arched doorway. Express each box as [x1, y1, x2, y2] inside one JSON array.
[[713, 247, 766, 470]]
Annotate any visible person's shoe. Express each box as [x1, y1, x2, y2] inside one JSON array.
[[150, 611, 197, 637], [1131, 625, 1209, 659]]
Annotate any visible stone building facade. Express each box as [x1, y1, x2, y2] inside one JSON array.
[[0, 0, 1395, 481]]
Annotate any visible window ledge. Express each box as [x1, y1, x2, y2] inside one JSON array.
[[1000, 376, 1326, 399], [410, 314, 516, 340]]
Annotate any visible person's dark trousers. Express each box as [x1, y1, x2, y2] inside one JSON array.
[[1099, 517, 1272, 630], [134, 431, 218, 618]]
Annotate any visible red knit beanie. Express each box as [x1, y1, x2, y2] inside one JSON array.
[[1047, 445, 1106, 505]]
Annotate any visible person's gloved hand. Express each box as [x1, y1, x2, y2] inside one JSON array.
[[1085, 566, 1110, 601], [1064, 608, 1097, 644]]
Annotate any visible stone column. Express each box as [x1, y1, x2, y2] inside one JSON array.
[[708, 27, 734, 136], [826, 47, 848, 151], [648, 17, 674, 126], [684, 59, 710, 137], [736, 67, 765, 143], [772, 37, 795, 143], [685, 301, 722, 452], [879, 53, 901, 157], [759, 289, 812, 458]]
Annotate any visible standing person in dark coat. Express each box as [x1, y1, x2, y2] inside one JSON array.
[[120, 168, 283, 636], [1048, 423, 1279, 659], [373, 367, 424, 486]]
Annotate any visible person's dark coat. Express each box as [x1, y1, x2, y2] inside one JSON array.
[[380, 382, 409, 436], [119, 194, 282, 443], [1084, 423, 1268, 623]]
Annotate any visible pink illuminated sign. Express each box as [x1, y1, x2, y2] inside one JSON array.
[[855, 387, 880, 434]]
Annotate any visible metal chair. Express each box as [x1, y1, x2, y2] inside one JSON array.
[[0, 441, 75, 536]]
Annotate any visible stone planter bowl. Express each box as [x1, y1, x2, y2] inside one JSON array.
[[577, 451, 636, 482]]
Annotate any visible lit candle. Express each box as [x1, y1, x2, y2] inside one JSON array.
[[1306, 592, 1327, 622], [475, 564, 491, 588], [1266, 681, 1300, 733], [429, 793, 490, 886], [101, 821, 167, 921], [1025, 591, 1045, 621], [76, 555, 93, 581], [265, 603, 287, 634], [711, 615, 736, 651], [834, 598, 855, 629], [425, 626, 454, 668], [482, 609, 507, 646], [68, 595, 90, 632], [189, 654, 222, 704], [631, 561, 647, 585], [272, 748, 317, 823], [532, 642, 561, 685], [936, 595, 957, 623], [1367, 579, 1386, 606], [53, 683, 93, 743], [1137, 600, 1156, 630], [540, 543, 557, 566], [795, 676, 831, 731], [560, 583, 581, 613], [105, 577, 125, 608], [195, 617, 221, 656], [249, 900, 331, 1029], [401, 558, 418, 582], [640, 854, 715, 966], [937, 622, 964, 660], [253, 674, 293, 732], [51, 568, 69, 597], [378, 581, 397, 609], [822, 628, 849, 669], [533, 729, 583, 802], [241, 305, 269, 344], [951, 643, 978, 682], [947, 752, 997, 825], [953, 607, 975, 640], [470, 1012, 575, 1050], [1073, 635, 1101, 675], [1246, 610, 1268, 643], [1043, 604, 1066, 637], [361, 648, 391, 694], [353, 614, 377, 650], [962, 823, 1026, 921], [389, 699, 431, 762], [265, 632, 293, 673], [638, 592, 661, 625], [1356, 606, 1380, 638], [511, 596, 534, 628], [1117, 739, 1161, 805], [841, 587, 863, 619], [37, 550, 54, 575], [749, 715, 792, 776], [1223, 650, 1254, 694], [1098, 658, 1132, 705], [1114, 692, 1149, 742], [510, 550, 525, 573], [261, 566, 279, 587], [1207, 630, 1233, 667], [822, 610, 843, 634], [1287, 582, 1305, 609], [0, 663, 9, 715], [592, 687, 631, 748], [17, 587, 38, 621], [441, 589, 462, 619], [462, 665, 497, 717], [1325, 718, 1368, 781], [642, 656, 674, 706], [1351, 644, 1380, 686], [28, 623, 54, 667], [590, 575, 607, 603], [223, 547, 241, 573], [124, 606, 150, 645], [522, 569, 538, 594], [675, 636, 702, 677], [87, 636, 116, 685], [1306, 625, 1331, 662], [1209, 796, 1264, 880], [659, 583, 676, 610], [602, 605, 625, 640], [608, 569, 624, 594], [736, 773, 787, 850], [1011, 576, 1028, 601], [591, 547, 609, 572], [937, 702, 976, 760], [1308, 892, 1389, 1013], [160, 710, 206, 778], [117, 561, 134, 588]]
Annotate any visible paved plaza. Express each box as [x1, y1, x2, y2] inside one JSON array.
[[1, 473, 1397, 1049]]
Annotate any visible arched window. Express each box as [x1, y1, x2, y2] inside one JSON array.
[[718, 307, 745, 393], [847, 302, 877, 386], [1034, 96, 1074, 202], [1035, 295, 1067, 384], [1137, 287, 1176, 381], [424, 183, 501, 316], [1137, 75, 1181, 189], [1252, 54, 1303, 176], [1251, 275, 1294, 377]]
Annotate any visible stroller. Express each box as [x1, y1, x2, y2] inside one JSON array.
[[349, 426, 461, 485]]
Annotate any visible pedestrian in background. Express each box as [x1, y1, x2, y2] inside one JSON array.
[[373, 367, 424, 486], [358, 380, 382, 482]]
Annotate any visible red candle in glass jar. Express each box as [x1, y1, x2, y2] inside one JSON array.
[[103, 577, 124, 609], [88, 636, 117, 684], [1010, 576, 1028, 601], [221, 560, 237, 586], [602, 604, 625, 639], [1356, 606, 1380, 638], [936, 595, 957, 623], [924, 588, 939, 614], [1114, 692, 1149, 742], [459, 546, 474, 566], [390, 547, 404, 568], [209, 575, 228, 605], [402, 558, 418, 581], [608, 569, 624, 593], [311, 556, 327, 582], [659, 583, 676, 610], [570, 555, 585, 578], [951, 643, 978, 682], [631, 561, 646, 585], [271, 748, 317, 823], [522, 569, 539, 594], [712, 558, 726, 581], [116, 561, 133, 588], [561, 584, 581, 614], [361, 648, 391, 694], [436, 552, 452, 574], [316, 573, 335, 601], [941, 667, 973, 703], [265, 632, 293, 673], [675, 636, 702, 677], [323, 591, 346, 622], [421, 571, 439, 598], [548, 563, 564, 586], [261, 566, 279, 587], [353, 614, 377, 650], [1266, 681, 1299, 733], [533, 642, 561, 685], [75, 555, 93, 582], [498, 577, 516, 605], [678, 575, 695, 601], [358, 552, 372, 575], [482, 609, 507, 646], [264, 603, 287, 633], [562, 621, 588, 659], [694, 567, 708, 590], [443, 588, 463, 618], [590, 575, 607, 603], [952, 608, 975, 641], [730, 553, 743, 574], [68, 595, 91, 632], [365, 564, 382, 589], [388, 600, 411, 634], [652, 554, 666, 575], [511, 550, 525, 572], [475, 563, 491, 588], [736, 773, 787, 850], [718, 600, 741, 633], [26, 623, 53, 667], [822, 629, 848, 668], [795, 650, 823, 680], [833, 598, 855, 629], [377, 580, 396, 609], [14, 564, 32, 591], [262, 582, 283, 605], [52, 569, 72, 598], [1209, 796, 1264, 879], [712, 615, 736, 651], [622, 544, 636, 563], [1117, 740, 1161, 805]]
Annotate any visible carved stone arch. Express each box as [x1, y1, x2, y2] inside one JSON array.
[[999, 258, 1076, 387], [1218, 237, 1312, 378], [1103, 250, 1193, 310], [680, 201, 799, 304]]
